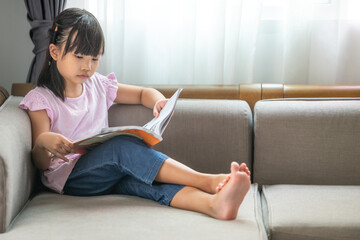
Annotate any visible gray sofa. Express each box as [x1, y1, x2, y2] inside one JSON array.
[[0, 96, 359, 240], [253, 99, 360, 240]]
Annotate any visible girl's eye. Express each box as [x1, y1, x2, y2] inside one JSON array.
[[75, 55, 83, 59], [92, 58, 99, 62]]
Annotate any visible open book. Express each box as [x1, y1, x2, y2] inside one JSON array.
[[73, 88, 182, 153]]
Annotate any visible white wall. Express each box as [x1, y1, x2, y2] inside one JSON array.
[[0, 0, 33, 94]]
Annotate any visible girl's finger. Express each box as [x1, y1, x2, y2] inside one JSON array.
[[57, 148, 68, 157], [53, 151, 69, 162], [56, 144, 73, 156], [62, 143, 73, 153]]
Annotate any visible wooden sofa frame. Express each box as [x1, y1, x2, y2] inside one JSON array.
[[3, 83, 360, 111]]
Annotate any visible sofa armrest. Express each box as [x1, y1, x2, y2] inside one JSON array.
[[0, 86, 9, 107], [0, 96, 35, 233]]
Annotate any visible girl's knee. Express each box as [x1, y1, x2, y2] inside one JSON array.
[[109, 135, 143, 148]]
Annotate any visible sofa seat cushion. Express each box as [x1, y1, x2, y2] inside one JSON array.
[[3, 185, 266, 240], [262, 185, 360, 240]]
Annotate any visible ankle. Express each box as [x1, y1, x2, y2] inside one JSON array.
[[196, 174, 216, 194]]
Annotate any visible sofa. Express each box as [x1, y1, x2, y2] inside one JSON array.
[[1, 88, 360, 239]]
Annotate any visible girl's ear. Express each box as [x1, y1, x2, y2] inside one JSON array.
[[49, 44, 60, 61]]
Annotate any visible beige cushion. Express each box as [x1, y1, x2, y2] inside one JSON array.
[[0, 96, 35, 233], [2, 185, 266, 240], [253, 99, 360, 185], [109, 99, 253, 174], [262, 185, 360, 240]]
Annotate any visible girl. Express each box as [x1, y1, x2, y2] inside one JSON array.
[[20, 8, 251, 220]]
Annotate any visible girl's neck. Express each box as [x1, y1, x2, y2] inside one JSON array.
[[65, 83, 83, 98]]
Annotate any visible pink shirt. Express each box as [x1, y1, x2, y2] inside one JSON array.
[[19, 72, 118, 193]]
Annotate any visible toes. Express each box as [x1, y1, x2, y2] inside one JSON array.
[[216, 183, 224, 192], [216, 176, 231, 192], [225, 176, 230, 183], [231, 162, 240, 173], [222, 177, 230, 185], [240, 163, 247, 169], [238, 163, 251, 176], [239, 163, 247, 171]]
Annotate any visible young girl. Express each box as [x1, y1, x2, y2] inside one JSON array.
[[20, 8, 251, 220]]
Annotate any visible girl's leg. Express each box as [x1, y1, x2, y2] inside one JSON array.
[[112, 175, 184, 206], [64, 135, 251, 219], [169, 162, 251, 220], [154, 158, 251, 194], [64, 135, 168, 196], [154, 158, 225, 194], [113, 162, 251, 220]]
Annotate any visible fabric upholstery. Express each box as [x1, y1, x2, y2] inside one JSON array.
[[0, 97, 36, 233], [4, 94, 360, 239], [109, 99, 253, 174], [261, 185, 360, 240], [2, 185, 266, 240], [253, 98, 360, 185], [1, 97, 265, 239]]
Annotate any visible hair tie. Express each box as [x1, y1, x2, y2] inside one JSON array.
[[51, 24, 59, 44]]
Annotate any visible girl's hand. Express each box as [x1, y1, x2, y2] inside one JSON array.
[[153, 99, 168, 118], [36, 132, 75, 162]]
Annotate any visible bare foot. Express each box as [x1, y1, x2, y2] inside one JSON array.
[[239, 163, 251, 176], [210, 162, 251, 220], [215, 175, 230, 193], [216, 163, 250, 192]]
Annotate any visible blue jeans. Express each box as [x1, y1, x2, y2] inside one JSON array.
[[63, 135, 184, 206]]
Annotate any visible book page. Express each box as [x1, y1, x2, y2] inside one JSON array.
[[143, 88, 182, 135], [74, 126, 162, 148]]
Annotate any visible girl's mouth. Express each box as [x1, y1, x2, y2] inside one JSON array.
[[77, 75, 89, 79]]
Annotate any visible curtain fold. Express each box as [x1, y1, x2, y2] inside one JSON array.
[[67, 0, 360, 85], [24, 0, 66, 84]]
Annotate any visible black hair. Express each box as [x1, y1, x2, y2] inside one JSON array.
[[37, 8, 105, 100]]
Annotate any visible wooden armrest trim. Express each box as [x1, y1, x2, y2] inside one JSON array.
[[11, 83, 35, 97], [0, 86, 9, 107], [11, 83, 360, 112]]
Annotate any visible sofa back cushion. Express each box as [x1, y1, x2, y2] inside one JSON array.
[[253, 99, 360, 185], [108, 99, 253, 174], [0, 96, 35, 232]]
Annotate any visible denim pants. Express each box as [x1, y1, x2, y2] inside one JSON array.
[[63, 135, 184, 206]]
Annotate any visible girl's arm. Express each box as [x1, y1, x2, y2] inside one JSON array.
[[27, 110, 74, 170], [114, 83, 167, 117]]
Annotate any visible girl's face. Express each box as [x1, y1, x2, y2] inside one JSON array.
[[49, 43, 100, 87]]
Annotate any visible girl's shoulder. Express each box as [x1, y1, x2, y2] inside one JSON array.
[[22, 87, 53, 103], [86, 72, 118, 91], [19, 87, 58, 111], [86, 72, 118, 107], [89, 72, 117, 84]]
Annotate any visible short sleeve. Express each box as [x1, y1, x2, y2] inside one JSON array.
[[100, 72, 118, 109], [19, 89, 54, 122]]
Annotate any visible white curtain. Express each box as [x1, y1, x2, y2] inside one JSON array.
[[66, 0, 360, 85]]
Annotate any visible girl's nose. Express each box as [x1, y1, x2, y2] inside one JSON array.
[[81, 60, 91, 71]]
